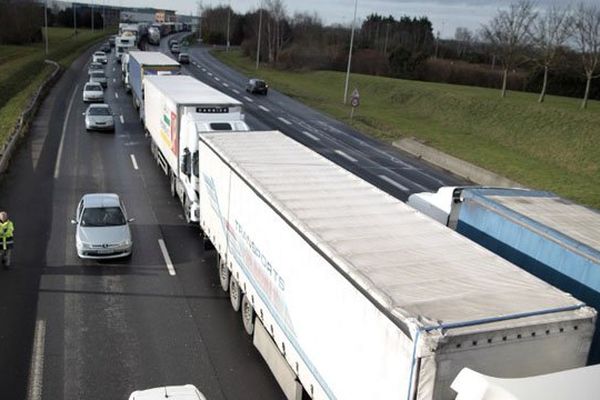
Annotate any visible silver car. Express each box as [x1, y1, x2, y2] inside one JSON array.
[[88, 62, 104, 75], [85, 104, 115, 131], [72, 193, 133, 259], [82, 82, 104, 102], [92, 51, 108, 64], [89, 70, 107, 87]]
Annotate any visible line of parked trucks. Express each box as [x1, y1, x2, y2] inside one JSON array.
[[120, 37, 600, 399]]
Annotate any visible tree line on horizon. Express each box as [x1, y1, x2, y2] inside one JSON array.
[[199, 0, 600, 108]]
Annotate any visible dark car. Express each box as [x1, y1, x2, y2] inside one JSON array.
[[246, 78, 268, 95], [170, 44, 180, 54], [168, 39, 178, 48], [100, 43, 111, 53], [108, 35, 116, 47], [178, 53, 190, 64]]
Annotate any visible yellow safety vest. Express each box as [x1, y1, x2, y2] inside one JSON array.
[[0, 220, 14, 250]]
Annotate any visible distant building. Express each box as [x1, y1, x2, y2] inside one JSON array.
[[120, 11, 155, 23], [155, 9, 176, 23]]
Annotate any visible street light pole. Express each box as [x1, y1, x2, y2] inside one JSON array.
[[343, 0, 358, 104], [44, 0, 49, 55], [73, 3, 77, 35], [92, 0, 95, 33], [226, 0, 231, 52], [256, 2, 262, 69]]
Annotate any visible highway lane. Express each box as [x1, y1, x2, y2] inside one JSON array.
[[0, 44, 283, 399], [155, 35, 466, 201]]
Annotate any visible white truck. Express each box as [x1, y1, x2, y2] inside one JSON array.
[[115, 33, 136, 63], [127, 51, 180, 112], [143, 75, 250, 223], [196, 130, 596, 400]]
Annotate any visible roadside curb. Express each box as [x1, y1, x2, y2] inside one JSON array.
[[393, 137, 521, 187], [0, 59, 62, 174]]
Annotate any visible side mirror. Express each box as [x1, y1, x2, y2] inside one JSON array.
[[70, 219, 78, 225], [128, 218, 135, 223]]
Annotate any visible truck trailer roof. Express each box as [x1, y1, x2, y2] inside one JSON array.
[[144, 75, 241, 107], [128, 51, 180, 67], [200, 131, 593, 335], [462, 188, 600, 262]]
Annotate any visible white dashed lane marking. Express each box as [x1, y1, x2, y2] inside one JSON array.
[[378, 174, 409, 192], [334, 149, 358, 163]]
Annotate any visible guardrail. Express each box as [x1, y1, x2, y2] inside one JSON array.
[[0, 59, 62, 174]]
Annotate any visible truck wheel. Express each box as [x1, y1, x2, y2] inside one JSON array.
[[241, 294, 255, 335], [170, 173, 176, 198], [229, 277, 241, 312], [219, 259, 230, 292]]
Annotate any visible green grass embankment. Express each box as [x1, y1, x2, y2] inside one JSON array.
[[213, 50, 600, 209], [0, 28, 109, 146]]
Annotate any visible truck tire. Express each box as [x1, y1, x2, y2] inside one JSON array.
[[241, 294, 255, 335], [229, 277, 241, 312], [219, 259, 230, 292]]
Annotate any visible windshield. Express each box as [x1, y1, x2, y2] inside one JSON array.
[[81, 207, 126, 227], [86, 84, 102, 91], [91, 71, 105, 77], [88, 107, 111, 116]]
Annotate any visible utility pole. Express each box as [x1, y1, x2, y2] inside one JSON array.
[[256, 2, 262, 69], [92, 0, 95, 33], [343, 0, 358, 104], [103, 1, 105, 31], [226, 0, 231, 52], [44, 0, 49, 55], [73, 3, 77, 35]]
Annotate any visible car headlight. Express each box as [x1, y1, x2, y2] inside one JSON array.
[[77, 241, 92, 249], [119, 239, 132, 247]]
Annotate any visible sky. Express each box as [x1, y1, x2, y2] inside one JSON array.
[[81, 0, 593, 38]]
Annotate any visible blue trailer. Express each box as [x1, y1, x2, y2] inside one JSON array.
[[410, 187, 600, 364], [127, 51, 180, 117]]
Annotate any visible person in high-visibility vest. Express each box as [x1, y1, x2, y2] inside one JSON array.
[[0, 211, 14, 269]]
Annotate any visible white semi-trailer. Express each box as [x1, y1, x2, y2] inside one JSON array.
[[115, 33, 136, 63], [143, 75, 249, 223], [196, 130, 596, 400], [127, 51, 180, 112]]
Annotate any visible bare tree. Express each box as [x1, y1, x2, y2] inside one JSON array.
[[531, 6, 573, 103], [573, 3, 600, 109], [264, 0, 288, 64], [454, 27, 473, 58], [482, 1, 537, 97]]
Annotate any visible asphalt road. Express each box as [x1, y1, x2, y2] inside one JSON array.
[[0, 43, 284, 399], [155, 35, 466, 201]]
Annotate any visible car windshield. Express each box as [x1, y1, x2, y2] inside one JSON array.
[[94, 52, 104, 56], [255, 81, 266, 87], [91, 71, 105, 77], [86, 84, 102, 91], [88, 107, 111, 116], [81, 207, 126, 227], [90, 64, 102, 69]]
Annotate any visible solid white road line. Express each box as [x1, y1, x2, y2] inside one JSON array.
[[243, 96, 254, 103], [54, 84, 78, 179], [302, 131, 321, 141], [378, 174, 409, 192], [232, 89, 240, 94], [158, 239, 176, 276], [120, 115, 124, 124], [115, 92, 119, 99], [278, 116, 292, 125], [130, 154, 139, 170], [259, 105, 270, 112], [334, 149, 358, 162], [26, 319, 46, 400]]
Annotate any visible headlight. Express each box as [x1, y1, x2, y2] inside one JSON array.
[[77, 241, 92, 249], [119, 239, 131, 247]]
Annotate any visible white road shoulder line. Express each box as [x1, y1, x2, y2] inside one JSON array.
[[259, 105, 270, 112], [120, 115, 124, 124], [302, 131, 320, 141], [334, 149, 358, 162], [26, 319, 46, 400], [278, 116, 292, 125], [54, 84, 79, 179], [243, 96, 254, 103], [378, 174, 409, 192], [158, 239, 176, 276], [130, 154, 139, 170]]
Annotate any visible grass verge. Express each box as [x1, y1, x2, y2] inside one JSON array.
[[213, 49, 600, 209], [0, 27, 109, 146]]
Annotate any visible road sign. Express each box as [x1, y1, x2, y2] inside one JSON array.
[[350, 88, 360, 108]]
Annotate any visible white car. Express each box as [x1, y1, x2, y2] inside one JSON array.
[[92, 51, 108, 64], [82, 82, 104, 102], [85, 104, 115, 131], [129, 385, 207, 400], [72, 193, 133, 259]]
